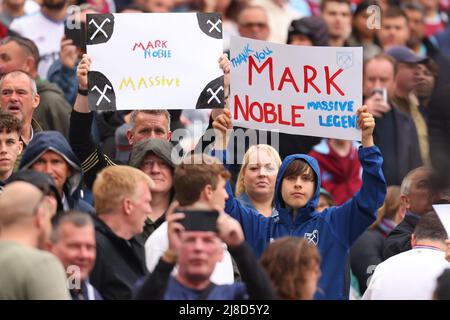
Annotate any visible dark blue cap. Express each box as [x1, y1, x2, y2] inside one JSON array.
[[385, 46, 428, 64]]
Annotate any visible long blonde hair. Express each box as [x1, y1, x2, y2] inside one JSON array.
[[235, 144, 281, 197]]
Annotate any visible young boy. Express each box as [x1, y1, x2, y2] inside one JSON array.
[[0, 111, 23, 186], [213, 106, 387, 300]]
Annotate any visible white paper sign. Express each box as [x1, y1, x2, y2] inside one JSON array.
[[229, 36, 363, 140], [433, 204, 450, 236], [86, 13, 224, 111]]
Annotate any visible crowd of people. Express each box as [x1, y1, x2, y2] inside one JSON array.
[[0, 0, 450, 300]]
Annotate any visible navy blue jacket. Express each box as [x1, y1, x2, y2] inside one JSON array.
[[216, 146, 386, 300], [19, 131, 94, 214]]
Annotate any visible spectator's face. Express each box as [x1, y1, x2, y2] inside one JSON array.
[[238, 8, 270, 41], [0, 73, 40, 123], [281, 172, 315, 210], [140, 153, 173, 194], [378, 17, 410, 49], [289, 34, 314, 46], [128, 181, 152, 235], [414, 63, 435, 98], [404, 9, 425, 47], [128, 113, 171, 145], [243, 149, 278, 200], [321, 2, 352, 39], [0, 41, 32, 76], [353, 10, 376, 38], [31, 151, 71, 195], [177, 231, 223, 283], [0, 130, 22, 179], [50, 223, 96, 281], [403, 170, 434, 215], [363, 58, 395, 98], [209, 176, 228, 211], [395, 62, 419, 93], [144, 0, 174, 13]]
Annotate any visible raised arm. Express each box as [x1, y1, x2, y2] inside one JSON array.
[[69, 54, 114, 189], [322, 105, 386, 248]]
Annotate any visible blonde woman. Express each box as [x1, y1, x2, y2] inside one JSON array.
[[235, 144, 281, 217]]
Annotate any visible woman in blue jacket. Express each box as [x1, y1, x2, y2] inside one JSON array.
[[212, 106, 386, 300]]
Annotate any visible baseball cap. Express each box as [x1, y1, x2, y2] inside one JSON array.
[[385, 46, 428, 64], [7, 170, 63, 213]]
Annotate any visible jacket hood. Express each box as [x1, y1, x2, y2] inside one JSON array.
[[19, 131, 82, 196], [274, 154, 322, 220], [129, 138, 175, 169]]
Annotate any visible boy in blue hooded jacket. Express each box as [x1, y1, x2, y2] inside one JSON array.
[[212, 106, 386, 300]]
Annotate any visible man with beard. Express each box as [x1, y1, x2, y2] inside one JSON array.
[[10, 0, 69, 78], [0, 181, 70, 299]]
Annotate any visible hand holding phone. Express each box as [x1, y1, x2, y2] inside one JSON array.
[[176, 209, 219, 232]]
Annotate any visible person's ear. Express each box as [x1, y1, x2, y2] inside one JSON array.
[[201, 184, 213, 202], [216, 241, 225, 262], [32, 93, 40, 110], [17, 140, 23, 155], [401, 194, 410, 211], [167, 131, 172, 140], [24, 56, 35, 74], [123, 197, 133, 215], [126, 129, 134, 145]]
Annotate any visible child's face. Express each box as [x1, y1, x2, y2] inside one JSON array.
[[281, 174, 315, 210]]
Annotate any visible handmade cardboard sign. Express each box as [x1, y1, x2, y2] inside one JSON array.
[[86, 13, 224, 111], [230, 36, 363, 140]]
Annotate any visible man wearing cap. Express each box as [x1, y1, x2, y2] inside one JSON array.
[[287, 16, 329, 46], [129, 138, 176, 241], [19, 130, 94, 214], [364, 53, 422, 185], [7, 169, 64, 213], [387, 45, 431, 167]]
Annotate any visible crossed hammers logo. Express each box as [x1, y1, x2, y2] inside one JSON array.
[[91, 84, 112, 106], [89, 18, 111, 40]]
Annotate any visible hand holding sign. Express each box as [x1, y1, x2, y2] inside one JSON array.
[[77, 54, 91, 90], [213, 108, 232, 150], [356, 105, 375, 148]]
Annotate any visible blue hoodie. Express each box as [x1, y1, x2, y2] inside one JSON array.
[[216, 145, 386, 300], [19, 131, 94, 214]]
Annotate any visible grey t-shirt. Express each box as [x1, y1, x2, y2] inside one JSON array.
[[0, 241, 70, 300]]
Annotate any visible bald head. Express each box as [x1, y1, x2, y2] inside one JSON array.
[[0, 181, 43, 228]]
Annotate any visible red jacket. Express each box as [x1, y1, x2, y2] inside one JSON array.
[[309, 140, 362, 205]]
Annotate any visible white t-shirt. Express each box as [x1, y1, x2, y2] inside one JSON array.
[[363, 247, 450, 300], [10, 11, 64, 78], [145, 221, 235, 285]]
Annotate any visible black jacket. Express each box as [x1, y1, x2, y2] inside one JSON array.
[[373, 107, 422, 186], [383, 214, 419, 260], [90, 216, 148, 300], [350, 227, 385, 293]]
